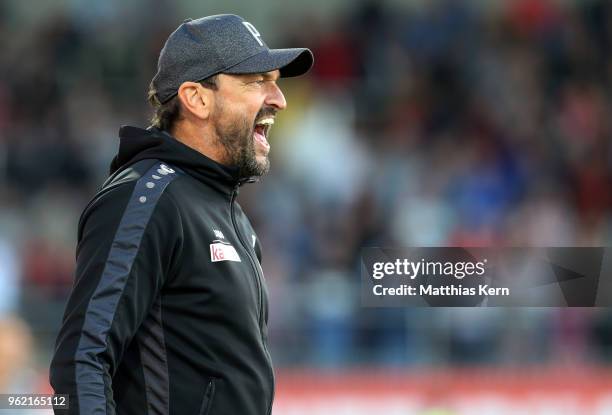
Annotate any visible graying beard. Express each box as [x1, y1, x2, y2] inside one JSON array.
[[215, 117, 269, 178]]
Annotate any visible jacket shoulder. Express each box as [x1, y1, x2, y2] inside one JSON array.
[[78, 160, 183, 240]]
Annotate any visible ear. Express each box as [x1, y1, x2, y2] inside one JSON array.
[[177, 81, 213, 120]]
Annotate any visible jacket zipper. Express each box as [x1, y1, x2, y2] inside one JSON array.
[[230, 185, 275, 415], [199, 379, 216, 415]]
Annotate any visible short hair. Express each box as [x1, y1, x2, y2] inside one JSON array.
[[147, 75, 218, 132]]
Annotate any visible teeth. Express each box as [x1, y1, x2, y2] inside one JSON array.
[[256, 117, 275, 126]]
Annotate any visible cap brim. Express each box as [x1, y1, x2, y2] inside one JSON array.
[[223, 48, 313, 78]]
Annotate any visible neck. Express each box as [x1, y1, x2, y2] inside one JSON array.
[[171, 121, 228, 166]]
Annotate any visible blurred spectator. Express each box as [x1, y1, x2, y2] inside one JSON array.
[[0, 0, 610, 369], [0, 238, 19, 316], [0, 316, 51, 413]]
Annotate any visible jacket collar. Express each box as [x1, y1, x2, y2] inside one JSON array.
[[111, 126, 256, 196]]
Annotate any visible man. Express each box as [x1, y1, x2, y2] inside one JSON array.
[[49, 14, 313, 415]]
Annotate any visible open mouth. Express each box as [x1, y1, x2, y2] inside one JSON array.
[[253, 116, 274, 151]]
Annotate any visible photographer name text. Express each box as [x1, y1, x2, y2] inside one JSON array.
[[371, 258, 510, 297]]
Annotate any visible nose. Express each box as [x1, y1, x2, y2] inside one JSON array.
[[265, 82, 287, 110]]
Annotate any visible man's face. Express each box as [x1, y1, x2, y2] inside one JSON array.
[[209, 70, 287, 178]]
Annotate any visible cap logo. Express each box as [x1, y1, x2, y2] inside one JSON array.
[[242, 21, 263, 46]]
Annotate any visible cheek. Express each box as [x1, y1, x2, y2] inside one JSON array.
[[214, 93, 262, 128], [212, 103, 238, 127], [245, 95, 265, 119], [241, 104, 262, 130]]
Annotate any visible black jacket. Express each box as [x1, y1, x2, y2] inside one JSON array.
[[50, 126, 274, 415]]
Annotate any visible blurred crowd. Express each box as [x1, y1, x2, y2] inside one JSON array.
[[0, 0, 611, 375]]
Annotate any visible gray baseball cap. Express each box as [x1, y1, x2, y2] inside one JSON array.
[[151, 14, 314, 103]]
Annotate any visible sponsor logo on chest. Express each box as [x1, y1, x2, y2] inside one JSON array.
[[210, 228, 241, 262]]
